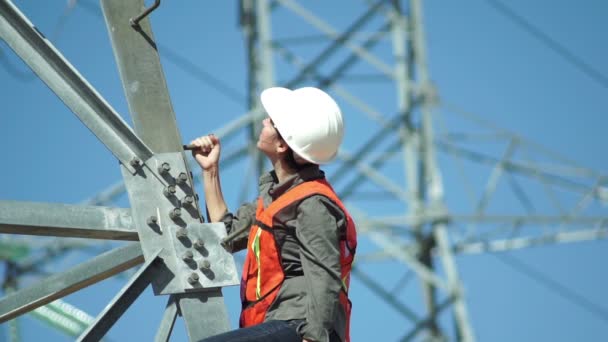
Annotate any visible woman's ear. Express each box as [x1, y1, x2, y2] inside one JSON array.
[[275, 137, 290, 154]]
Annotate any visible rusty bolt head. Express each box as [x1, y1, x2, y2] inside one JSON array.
[[187, 272, 199, 284]]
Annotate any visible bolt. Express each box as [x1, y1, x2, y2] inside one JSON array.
[[187, 272, 199, 284], [182, 250, 194, 261], [163, 185, 177, 197], [169, 208, 181, 220], [176, 227, 188, 239], [176, 172, 188, 184], [146, 216, 158, 225], [193, 239, 205, 249], [129, 157, 141, 167], [158, 162, 171, 175], [200, 259, 211, 270], [183, 195, 195, 205]]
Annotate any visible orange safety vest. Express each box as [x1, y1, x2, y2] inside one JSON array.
[[239, 179, 357, 341]]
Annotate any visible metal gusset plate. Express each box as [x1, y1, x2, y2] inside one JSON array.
[[168, 223, 239, 291]]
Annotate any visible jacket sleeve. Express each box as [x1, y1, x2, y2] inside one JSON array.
[[219, 201, 256, 252], [295, 196, 345, 342]]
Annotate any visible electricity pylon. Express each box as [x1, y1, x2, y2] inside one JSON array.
[[1, 0, 607, 341], [0, 1, 239, 340], [236, 1, 608, 340]]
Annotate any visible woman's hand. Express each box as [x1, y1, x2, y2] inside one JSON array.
[[189, 134, 221, 171]]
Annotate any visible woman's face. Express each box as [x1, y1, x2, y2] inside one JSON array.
[[257, 117, 282, 158]]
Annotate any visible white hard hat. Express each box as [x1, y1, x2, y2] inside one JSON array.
[[260, 87, 344, 165]]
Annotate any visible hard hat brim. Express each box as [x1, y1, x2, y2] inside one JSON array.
[[260, 87, 294, 130]]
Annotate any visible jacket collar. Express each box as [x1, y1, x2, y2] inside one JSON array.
[[258, 164, 325, 200]]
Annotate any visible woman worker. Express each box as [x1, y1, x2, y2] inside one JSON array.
[[191, 87, 357, 342]]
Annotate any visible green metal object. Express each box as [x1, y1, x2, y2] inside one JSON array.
[[0, 242, 29, 261]]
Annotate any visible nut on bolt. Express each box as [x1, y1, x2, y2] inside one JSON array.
[[163, 185, 177, 197], [187, 272, 199, 284], [176, 172, 188, 184], [182, 250, 194, 262], [146, 215, 158, 225], [129, 157, 141, 167], [169, 208, 181, 220], [158, 162, 171, 175], [176, 227, 188, 239], [200, 260, 211, 270], [183, 195, 195, 205]]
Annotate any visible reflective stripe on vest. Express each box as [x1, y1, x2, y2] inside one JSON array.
[[251, 227, 263, 300], [239, 179, 357, 342]]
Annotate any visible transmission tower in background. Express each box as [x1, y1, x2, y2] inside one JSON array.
[[236, 0, 608, 340], [1, 0, 607, 341]]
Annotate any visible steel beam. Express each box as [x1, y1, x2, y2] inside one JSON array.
[[77, 249, 161, 341], [401, 295, 455, 342], [371, 214, 607, 226], [101, 0, 203, 295], [100, 0, 182, 153], [0, 201, 137, 240], [0, 0, 152, 173], [351, 266, 419, 322], [0, 243, 144, 322], [436, 140, 593, 195], [31, 301, 90, 337], [276, 0, 394, 78], [329, 113, 406, 185], [337, 151, 408, 201], [454, 227, 608, 254], [30, 299, 95, 337], [283, 0, 388, 88], [177, 291, 231, 340], [154, 296, 178, 342], [240, 0, 274, 203], [351, 206, 450, 292], [101, 2, 233, 339]]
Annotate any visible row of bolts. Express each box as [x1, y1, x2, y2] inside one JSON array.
[[146, 162, 194, 225], [142, 161, 211, 285]]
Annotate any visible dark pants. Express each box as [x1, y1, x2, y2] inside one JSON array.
[[198, 320, 303, 342]]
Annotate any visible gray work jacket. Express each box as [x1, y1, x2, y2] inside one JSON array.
[[221, 165, 347, 342]]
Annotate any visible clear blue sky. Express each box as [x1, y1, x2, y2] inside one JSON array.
[[1, 0, 607, 341]]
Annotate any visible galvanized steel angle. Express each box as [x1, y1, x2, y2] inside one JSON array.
[[77, 248, 162, 341], [0, 0, 152, 175]]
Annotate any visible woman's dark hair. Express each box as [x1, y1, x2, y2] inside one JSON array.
[[275, 127, 311, 171], [284, 148, 310, 171]]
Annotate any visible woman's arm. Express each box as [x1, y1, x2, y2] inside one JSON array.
[[190, 134, 227, 222], [190, 134, 257, 252], [295, 196, 345, 342]]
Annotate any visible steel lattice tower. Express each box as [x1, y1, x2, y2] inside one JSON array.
[[1, 0, 607, 341]]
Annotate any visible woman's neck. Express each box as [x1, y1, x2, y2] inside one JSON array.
[[272, 158, 297, 183]]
